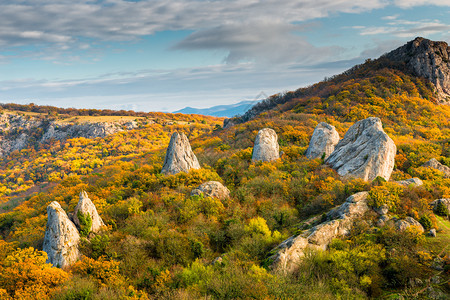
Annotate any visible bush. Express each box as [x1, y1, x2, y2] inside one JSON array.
[[435, 201, 449, 217], [419, 215, 432, 230], [77, 211, 92, 237]]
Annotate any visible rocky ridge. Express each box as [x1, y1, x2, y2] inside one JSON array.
[[0, 112, 139, 157]]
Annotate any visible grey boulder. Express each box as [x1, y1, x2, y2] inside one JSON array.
[[305, 122, 340, 159], [252, 128, 280, 162], [191, 181, 230, 199]]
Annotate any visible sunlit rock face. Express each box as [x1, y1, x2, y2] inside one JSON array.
[[325, 117, 396, 181], [305, 122, 339, 160], [252, 128, 280, 162], [43, 201, 80, 268]]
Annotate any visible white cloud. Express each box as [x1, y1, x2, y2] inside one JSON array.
[[357, 18, 450, 38], [0, 1, 387, 53], [394, 0, 450, 8]]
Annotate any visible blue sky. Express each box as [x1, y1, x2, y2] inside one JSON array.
[[0, 0, 450, 112]]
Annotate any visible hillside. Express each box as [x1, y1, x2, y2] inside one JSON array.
[[0, 38, 449, 300]]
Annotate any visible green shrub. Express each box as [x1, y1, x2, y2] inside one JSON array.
[[435, 201, 449, 217], [419, 215, 432, 230], [77, 211, 92, 237]]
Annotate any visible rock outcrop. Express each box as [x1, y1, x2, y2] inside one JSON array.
[[395, 217, 425, 233], [72, 191, 105, 233], [305, 122, 340, 159], [395, 177, 424, 187], [43, 201, 80, 268], [252, 128, 280, 162], [422, 158, 450, 178], [325, 117, 396, 181], [384, 37, 450, 104], [270, 192, 369, 273], [191, 181, 230, 199], [161, 132, 201, 175]]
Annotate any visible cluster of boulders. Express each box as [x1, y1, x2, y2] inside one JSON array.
[[148, 118, 445, 275], [43, 191, 104, 268]]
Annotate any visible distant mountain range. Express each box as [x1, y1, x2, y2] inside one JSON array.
[[173, 100, 261, 117]]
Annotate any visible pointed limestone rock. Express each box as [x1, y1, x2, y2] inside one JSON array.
[[73, 191, 105, 233], [305, 122, 340, 159], [43, 201, 80, 268], [325, 117, 396, 181], [252, 128, 279, 162], [161, 132, 201, 175]]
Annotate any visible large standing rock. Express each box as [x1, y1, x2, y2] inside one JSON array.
[[161, 132, 201, 175], [422, 158, 450, 178], [252, 128, 279, 162], [270, 192, 369, 273], [325, 117, 396, 181], [191, 181, 230, 199], [43, 201, 80, 268], [72, 191, 105, 233], [305, 122, 340, 159]]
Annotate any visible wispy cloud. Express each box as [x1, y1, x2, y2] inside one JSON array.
[[357, 18, 450, 38], [394, 0, 450, 8], [0, 0, 387, 61]]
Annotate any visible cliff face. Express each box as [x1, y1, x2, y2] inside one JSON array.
[[383, 37, 450, 104], [0, 113, 139, 157]]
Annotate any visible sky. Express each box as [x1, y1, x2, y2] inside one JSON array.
[[0, 0, 450, 112]]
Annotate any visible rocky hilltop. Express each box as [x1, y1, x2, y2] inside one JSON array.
[[224, 37, 450, 126], [383, 37, 450, 104]]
